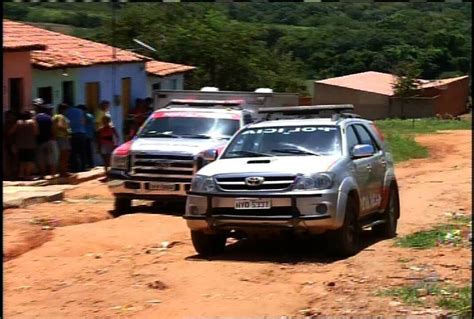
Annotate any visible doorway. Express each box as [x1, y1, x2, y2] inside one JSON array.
[[9, 78, 23, 113], [85, 82, 100, 113], [121, 77, 131, 116], [62, 81, 74, 106]]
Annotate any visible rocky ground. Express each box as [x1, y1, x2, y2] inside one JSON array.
[[3, 130, 472, 318]]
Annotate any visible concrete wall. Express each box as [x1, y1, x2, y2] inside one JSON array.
[[431, 77, 469, 116], [146, 74, 184, 97], [388, 96, 437, 118], [32, 68, 80, 107], [313, 83, 390, 120], [3, 51, 34, 112], [32, 62, 147, 143], [76, 62, 147, 143]]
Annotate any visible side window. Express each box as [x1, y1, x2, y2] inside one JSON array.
[[354, 124, 380, 151], [346, 125, 359, 154]]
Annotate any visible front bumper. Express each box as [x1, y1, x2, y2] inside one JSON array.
[[107, 170, 190, 198], [184, 190, 343, 233]]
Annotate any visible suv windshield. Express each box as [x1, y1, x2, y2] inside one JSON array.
[[222, 125, 342, 158], [139, 116, 240, 139]]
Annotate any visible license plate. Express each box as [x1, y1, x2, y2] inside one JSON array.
[[235, 198, 271, 210], [148, 183, 175, 191]]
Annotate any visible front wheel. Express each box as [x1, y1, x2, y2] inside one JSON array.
[[373, 185, 399, 238], [326, 197, 360, 257], [191, 231, 226, 256], [112, 198, 132, 217]]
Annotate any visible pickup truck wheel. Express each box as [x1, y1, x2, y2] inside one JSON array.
[[112, 198, 132, 217], [327, 198, 360, 257], [191, 231, 226, 256], [373, 186, 399, 238]]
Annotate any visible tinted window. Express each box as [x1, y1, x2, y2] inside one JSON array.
[[346, 125, 359, 153], [222, 125, 342, 158], [354, 124, 379, 151]]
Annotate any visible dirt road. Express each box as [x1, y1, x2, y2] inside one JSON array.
[[3, 130, 471, 318]]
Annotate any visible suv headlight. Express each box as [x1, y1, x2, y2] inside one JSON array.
[[294, 172, 334, 190], [111, 154, 129, 170], [190, 175, 216, 193]]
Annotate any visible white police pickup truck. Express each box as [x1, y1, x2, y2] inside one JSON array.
[[184, 105, 400, 257], [107, 99, 256, 215]]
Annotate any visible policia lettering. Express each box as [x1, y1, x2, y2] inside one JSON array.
[[241, 127, 336, 135]]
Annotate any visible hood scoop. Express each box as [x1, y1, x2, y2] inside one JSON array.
[[247, 159, 271, 164]]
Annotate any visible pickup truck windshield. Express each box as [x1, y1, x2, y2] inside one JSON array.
[[139, 116, 240, 139], [222, 125, 342, 158]]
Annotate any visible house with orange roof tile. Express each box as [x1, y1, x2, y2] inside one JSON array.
[[3, 34, 46, 113], [313, 71, 470, 119], [3, 19, 195, 143]]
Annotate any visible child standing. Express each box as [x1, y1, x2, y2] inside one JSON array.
[[97, 115, 118, 174]]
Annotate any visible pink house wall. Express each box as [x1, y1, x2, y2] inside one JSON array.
[[3, 51, 33, 112]]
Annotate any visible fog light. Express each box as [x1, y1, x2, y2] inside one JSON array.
[[315, 204, 328, 214]]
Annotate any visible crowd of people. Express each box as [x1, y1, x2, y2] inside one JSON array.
[[4, 99, 115, 181], [3, 97, 154, 181]]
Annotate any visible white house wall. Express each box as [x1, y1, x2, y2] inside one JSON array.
[[146, 74, 184, 96]]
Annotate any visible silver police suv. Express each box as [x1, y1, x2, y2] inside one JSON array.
[[184, 105, 400, 257]]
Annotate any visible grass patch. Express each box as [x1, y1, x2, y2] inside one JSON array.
[[396, 214, 471, 249], [384, 132, 428, 163], [374, 118, 471, 163], [378, 283, 472, 317], [437, 286, 472, 317], [375, 118, 472, 135], [395, 225, 459, 249]]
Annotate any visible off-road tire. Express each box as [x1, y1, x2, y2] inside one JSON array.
[[373, 185, 399, 238], [112, 198, 132, 217], [326, 197, 360, 257], [191, 231, 226, 256]]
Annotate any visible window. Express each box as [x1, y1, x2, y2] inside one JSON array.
[[62, 81, 74, 106], [354, 124, 379, 151], [152, 82, 161, 90], [37, 86, 53, 105], [9, 78, 24, 113], [170, 79, 178, 90], [346, 125, 359, 154], [222, 125, 342, 159]]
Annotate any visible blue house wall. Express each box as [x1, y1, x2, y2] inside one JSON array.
[[77, 62, 147, 143]]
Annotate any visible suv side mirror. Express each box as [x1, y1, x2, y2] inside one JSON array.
[[352, 144, 375, 158]]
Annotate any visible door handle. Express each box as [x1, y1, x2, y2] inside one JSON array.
[[366, 164, 372, 171], [380, 159, 387, 167]]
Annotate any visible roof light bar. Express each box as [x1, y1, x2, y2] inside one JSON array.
[[169, 99, 245, 106]]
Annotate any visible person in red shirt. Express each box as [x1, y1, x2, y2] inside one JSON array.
[[97, 115, 118, 174]]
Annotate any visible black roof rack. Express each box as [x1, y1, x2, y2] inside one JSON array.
[[258, 104, 360, 121]]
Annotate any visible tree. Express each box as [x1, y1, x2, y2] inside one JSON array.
[[392, 62, 422, 97]]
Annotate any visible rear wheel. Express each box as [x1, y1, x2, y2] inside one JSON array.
[[112, 198, 132, 217], [373, 185, 399, 238], [327, 197, 360, 257], [191, 231, 226, 256]]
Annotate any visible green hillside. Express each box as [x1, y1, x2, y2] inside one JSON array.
[[4, 2, 471, 93]]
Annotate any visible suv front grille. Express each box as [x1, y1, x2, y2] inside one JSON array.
[[131, 153, 195, 182], [215, 175, 296, 192]]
